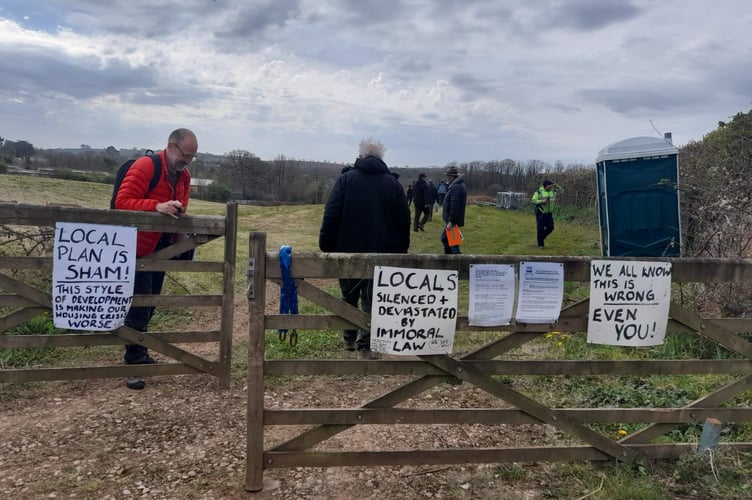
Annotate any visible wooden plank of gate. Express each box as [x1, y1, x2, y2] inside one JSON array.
[[113, 325, 216, 374], [0, 307, 49, 332], [668, 303, 752, 358], [420, 354, 643, 464], [291, 278, 369, 331], [0, 273, 52, 308]]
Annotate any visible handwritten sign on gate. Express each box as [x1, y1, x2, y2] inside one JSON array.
[[52, 222, 137, 331], [587, 260, 672, 346], [370, 266, 458, 355]]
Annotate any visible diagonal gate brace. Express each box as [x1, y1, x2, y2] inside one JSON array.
[[420, 354, 644, 464], [113, 325, 216, 374]]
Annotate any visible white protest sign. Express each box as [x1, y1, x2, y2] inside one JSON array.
[[52, 222, 137, 331], [587, 260, 672, 346], [468, 264, 515, 326], [371, 266, 458, 355], [514, 261, 564, 324]]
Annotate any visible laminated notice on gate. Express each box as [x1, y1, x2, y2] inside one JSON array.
[[468, 264, 515, 326], [370, 265, 458, 355], [587, 260, 672, 346], [52, 222, 137, 331], [514, 261, 563, 324]]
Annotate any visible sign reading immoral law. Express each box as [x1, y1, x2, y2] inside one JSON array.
[[371, 266, 458, 355]]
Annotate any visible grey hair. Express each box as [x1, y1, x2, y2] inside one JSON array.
[[168, 128, 196, 144], [358, 138, 386, 159]]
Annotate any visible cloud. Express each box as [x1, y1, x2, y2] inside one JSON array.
[[0, 1, 750, 166]]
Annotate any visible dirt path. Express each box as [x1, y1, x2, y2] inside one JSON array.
[[1, 295, 557, 499]]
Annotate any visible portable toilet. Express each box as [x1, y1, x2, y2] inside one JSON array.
[[595, 135, 680, 257]]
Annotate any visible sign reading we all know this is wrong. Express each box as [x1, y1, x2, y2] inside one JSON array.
[[587, 259, 672, 347]]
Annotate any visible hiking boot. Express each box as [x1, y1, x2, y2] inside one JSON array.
[[358, 349, 381, 360], [124, 355, 157, 390], [125, 376, 146, 390], [343, 338, 357, 351]]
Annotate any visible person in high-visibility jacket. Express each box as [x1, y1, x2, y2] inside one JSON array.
[[531, 179, 563, 249]]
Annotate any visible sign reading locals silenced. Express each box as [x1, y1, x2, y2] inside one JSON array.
[[52, 222, 137, 331], [370, 266, 459, 355]]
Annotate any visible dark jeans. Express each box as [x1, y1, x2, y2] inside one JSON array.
[[440, 225, 461, 254], [339, 278, 373, 351], [123, 269, 165, 364], [414, 204, 430, 229], [123, 233, 173, 364], [536, 212, 554, 247]]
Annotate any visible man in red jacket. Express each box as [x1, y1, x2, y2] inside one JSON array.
[[114, 128, 196, 389]]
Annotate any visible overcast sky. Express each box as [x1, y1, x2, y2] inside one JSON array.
[[1, 1, 749, 167]]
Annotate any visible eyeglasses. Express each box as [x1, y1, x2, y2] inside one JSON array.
[[171, 142, 195, 163]]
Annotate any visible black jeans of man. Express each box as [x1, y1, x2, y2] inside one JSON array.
[[123, 269, 165, 364], [338, 278, 373, 351], [123, 233, 174, 365], [413, 204, 424, 230], [414, 204, 431, 229], [536, 211, 555, 247]]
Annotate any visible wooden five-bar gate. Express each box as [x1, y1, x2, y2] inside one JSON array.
[[245, 231, 752, 491], [0, 202, 237, 387]]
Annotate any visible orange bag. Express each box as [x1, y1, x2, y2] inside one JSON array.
[[445, 226, 463, 247]]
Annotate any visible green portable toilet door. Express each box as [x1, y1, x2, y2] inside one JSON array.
[[606, 155, 680, 256]]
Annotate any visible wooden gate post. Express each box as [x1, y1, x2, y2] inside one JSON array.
[[244, 231, 267, 491], [218, 202, 238, 388]]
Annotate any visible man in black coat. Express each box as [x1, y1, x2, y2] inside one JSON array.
[[413, 173, 428, 231], [319, 139, 410, 358], [441, 166, 467, 254]]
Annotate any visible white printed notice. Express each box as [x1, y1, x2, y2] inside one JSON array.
[[514, 262, 564, 324], [587, 260, 672, 346], [370, 266, 458, 355], [468, 264, 515, 326], [52, 222, 137, 331]]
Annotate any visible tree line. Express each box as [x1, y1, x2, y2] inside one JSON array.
[[0, 137, 597, 207]]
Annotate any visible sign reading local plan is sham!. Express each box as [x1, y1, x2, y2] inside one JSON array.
[[587, 260, 672, 346], [370, 266, 458, 355], [52, 222, 137, 331]]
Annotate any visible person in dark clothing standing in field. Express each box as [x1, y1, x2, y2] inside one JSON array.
[[424, 180, 438, 221], [413, 173, 428, 231], [406, 183, 414, 205], [319, 138, 410, 359], [441, 166, 467, 254]]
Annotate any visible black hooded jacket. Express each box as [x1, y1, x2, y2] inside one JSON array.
[[319, 155, 410, 253], [442, 175, 467, 226]]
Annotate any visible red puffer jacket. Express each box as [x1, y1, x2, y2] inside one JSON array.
[[114, 150, 191, 257]]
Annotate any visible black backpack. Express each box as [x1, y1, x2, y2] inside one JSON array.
[[110, 150, 162, 209]]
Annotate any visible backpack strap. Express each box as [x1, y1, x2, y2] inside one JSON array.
[[144, 150, 162, 194]]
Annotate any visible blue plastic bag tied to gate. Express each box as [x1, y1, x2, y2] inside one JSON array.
[[278, 245, 298, 334]]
